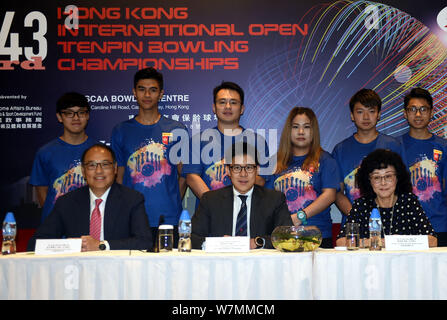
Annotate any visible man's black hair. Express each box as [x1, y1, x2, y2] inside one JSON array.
[[404, 87, 433, 109], [56, 92, 90, 113], [213, 81, 244, 106], [81, 143, 116, 164], [134, 67, 163, 90]]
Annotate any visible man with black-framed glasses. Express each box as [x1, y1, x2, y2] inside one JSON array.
[[30, 92, 97, 223], [191, 142, 292, 250], [398, 87, 447, 246], [182, 81, 270, 208], [27, 143, 153, 252]]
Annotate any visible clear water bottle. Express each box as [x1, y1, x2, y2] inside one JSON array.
[[369, 208, 382, 251], [2, 212, 17, 255], [178, 210, 191, 252]]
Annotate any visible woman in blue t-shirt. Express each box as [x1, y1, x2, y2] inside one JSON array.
[[266, 107, 340, 248]]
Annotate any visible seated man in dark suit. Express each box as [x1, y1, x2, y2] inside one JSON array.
[[27, 143, 153, 252], [191, 142, 292, 249]]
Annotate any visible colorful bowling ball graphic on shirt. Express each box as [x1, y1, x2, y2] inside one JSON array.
[[53, 161, 86, 202], [127, 142, 172, 188], [409, 157, 441, 202], [274, 169, 317, 213], [344, 167, 361, 201], [205, 159, 231, 190]]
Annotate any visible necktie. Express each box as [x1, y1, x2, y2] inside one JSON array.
[[236, 195, 248, 236], [90, 199, 102, 240]]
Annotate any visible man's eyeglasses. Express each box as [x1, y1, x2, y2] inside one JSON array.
[[83, 161, 114, 171], [215, 99, 241, 108], [405, 106, 430, 115], [369, 173, 396, 185], [60, 110, 89, 118], [228, 164, 257, 173]]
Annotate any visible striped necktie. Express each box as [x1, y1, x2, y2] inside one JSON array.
[[90, 199, 102, 240], [235, 195, 248, 236]]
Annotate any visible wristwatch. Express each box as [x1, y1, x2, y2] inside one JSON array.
[[297, 209, 308, 225], [99, 241, 106, 251], [254, 236, 265, 249]]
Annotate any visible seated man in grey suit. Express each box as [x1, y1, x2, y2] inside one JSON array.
[[27, 143, 153, 252], [191, 142, 292, 249]]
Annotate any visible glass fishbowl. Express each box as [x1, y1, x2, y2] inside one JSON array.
[[271, 225, 322, 252]]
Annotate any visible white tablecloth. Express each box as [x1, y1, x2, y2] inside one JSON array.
[[0, 249, 313, 300], [4, 248, 447, 300], [313, 248, 447, 299]]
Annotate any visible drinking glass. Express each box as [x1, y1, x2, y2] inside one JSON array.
[[158, 225, 174, 252], [345, 222, 360, 250]]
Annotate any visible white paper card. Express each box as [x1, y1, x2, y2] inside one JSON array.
[[35, 239, 82, 255], [204, 236, 250, 252], [384, 235, 429, 251]]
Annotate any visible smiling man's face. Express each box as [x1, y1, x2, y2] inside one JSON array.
[[82, 146, 117, 197], [227, 153, 258, 194]]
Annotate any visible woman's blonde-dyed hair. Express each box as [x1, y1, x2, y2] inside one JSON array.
[[275, 107, 322, 174]]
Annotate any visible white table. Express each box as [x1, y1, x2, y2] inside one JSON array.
[[313, 248, 447, 299], [4, 248, 447, 300], [0, 249, 313, 300]]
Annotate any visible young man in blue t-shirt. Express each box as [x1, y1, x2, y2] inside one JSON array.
[[332, 88, 405, 225], [398, 87, 447, 246], [182, 81, 269, 205], [111, 67, 188, 245], [30, 92, 96, 222]]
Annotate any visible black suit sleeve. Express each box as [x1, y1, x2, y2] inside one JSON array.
[[263, 192, 293, 249], [191, 192, 212, 249], [106, 192, 153, 250], [26, 199, 66, 251], [275, 192, 294, 225]]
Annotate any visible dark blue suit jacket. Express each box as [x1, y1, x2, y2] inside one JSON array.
[[27, 183, 153, 251], [191, 185, 293, 249]]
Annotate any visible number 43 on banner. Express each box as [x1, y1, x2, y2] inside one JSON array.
[[0, 11, 47, 70]]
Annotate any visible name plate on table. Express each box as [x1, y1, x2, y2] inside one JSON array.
[[384, 235, 429, 251], [204, 236, 250, 252], [35, 239, 82, 255]]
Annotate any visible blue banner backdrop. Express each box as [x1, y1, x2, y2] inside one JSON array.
[[0, 0, 446, 227]]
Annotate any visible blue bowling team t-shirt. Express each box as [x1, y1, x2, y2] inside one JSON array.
[[182, 126, 270, 206], [398, 133, 447, 233], [265, 151, 340, 239], [111, 116, 188, 227], [30, 137, 97, 222]]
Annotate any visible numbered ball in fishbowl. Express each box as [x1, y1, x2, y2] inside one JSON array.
[[271, 225, 322, 252]]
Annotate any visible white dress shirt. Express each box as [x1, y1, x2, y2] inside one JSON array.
[[89, 187, 111, 250], [232, 186, 254, 237]]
